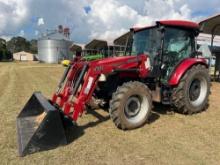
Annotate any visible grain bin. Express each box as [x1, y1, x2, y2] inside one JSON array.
[[38, 26, 73, 63]]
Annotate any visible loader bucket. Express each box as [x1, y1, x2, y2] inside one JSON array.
[[16, 92, 67, 156]]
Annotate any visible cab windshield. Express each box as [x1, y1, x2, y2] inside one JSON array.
[[163, 27, 195, 60], [131, 27, 161, 63]]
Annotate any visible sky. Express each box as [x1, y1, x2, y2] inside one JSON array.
[[0, 0, 220, 43]]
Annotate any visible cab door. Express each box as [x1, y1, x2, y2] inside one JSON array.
[[161, 27, 195, 83]]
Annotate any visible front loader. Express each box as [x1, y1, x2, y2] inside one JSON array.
[[17, 20, 210, 156]]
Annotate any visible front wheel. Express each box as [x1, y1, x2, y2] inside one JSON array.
[[109, 81, 152, 130], [172, 64, 210, 114]]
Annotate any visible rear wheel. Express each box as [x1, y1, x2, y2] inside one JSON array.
[[109, 81, 152, 130], [172, 64, 210, 114]]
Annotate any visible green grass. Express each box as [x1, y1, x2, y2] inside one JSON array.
[[0, 62, 220, 165]]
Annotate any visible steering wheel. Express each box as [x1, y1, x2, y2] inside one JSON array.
[[163, 50, 179, 65]]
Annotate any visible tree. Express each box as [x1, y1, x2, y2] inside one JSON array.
[[0, 38, 6, 49], [30, 39, 38, 54], [0, 38, 12, 61], [7, 36, 30, 53], [0, 37, 38, 61]]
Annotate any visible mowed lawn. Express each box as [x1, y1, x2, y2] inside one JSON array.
[[0, 62, 220, 165]]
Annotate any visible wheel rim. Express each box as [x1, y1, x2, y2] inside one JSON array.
[[125, 96, 141, 118], [124, 95, 149, 124], [189, 76, 208, 107]]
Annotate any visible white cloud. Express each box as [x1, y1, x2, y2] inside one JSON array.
[[87, 0, 139, 41], [0, 0, 29, 34], [86, 0, 193, 41], [37, 17, 44, 26], [90, 28, 128, 42]]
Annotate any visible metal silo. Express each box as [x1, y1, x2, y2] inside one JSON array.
[[38, 26, 73, 63]]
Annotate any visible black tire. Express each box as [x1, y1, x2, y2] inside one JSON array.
[[109, 81, 152, 130], [172, 64, 210, 114]]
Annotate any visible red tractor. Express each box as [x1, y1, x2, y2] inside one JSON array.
[[17, 20, 210, 156]]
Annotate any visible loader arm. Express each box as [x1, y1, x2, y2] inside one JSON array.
[[52, 54, 149, 121]]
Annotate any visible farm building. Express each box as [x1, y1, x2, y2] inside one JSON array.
[[70, 39, 115, 59], [69, 43, 85, 56], [13, 51, 34, 61], [69, 32, 132, 59], [85, 39, 110, 57], [113, 31, 132, 56], [199, 14, 220, 80], [38, 25, 73, 63], [82, 38, 130, 58]]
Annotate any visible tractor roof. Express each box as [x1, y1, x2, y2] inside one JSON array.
[[133, 20, 199, 32], [157, 20, 199, 29]]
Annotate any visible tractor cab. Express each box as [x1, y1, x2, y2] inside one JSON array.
[[130, 20, 200, 82]]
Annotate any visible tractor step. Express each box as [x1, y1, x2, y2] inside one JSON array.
[[16, 92, 68, 157]]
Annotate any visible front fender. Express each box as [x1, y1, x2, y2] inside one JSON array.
[[168, 58, 208, 86]]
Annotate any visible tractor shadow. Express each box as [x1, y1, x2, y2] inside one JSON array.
[[65, 103, 172, 143], [153, 102, 174, 115], [148, 102, 174, 123], [64, 108, 110, 144]]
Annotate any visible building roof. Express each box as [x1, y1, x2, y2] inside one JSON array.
[[13, 51, 33, 55], [113, 31, 132, 46], [69, 43, 85, 52], [199, 14, 220, 36], [85, 39, 108, 49]]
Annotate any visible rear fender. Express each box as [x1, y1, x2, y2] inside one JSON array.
[[168, 58, 208, 86]]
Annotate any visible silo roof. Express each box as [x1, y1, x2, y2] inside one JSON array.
[[39, 31, 70, 41]]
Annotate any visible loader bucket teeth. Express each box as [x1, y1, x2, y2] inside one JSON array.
[[16, 92, 67, 156]]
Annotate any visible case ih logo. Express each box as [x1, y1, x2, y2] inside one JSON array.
[[94, 66, 103, 71]]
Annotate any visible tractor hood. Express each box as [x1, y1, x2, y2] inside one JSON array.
[[87, 55, 149, 77], [89, 55, 143, 66], [72, 54, 149, 78]]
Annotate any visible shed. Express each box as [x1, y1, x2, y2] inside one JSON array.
[[13, 51, 34, 61], [199, 14, 220, 80], [85, 39, 108, 50], [113, 31, 132, 56], [85, 39, 113, 57], [69, 43, 85, 52], [113, 31, 132, 46]]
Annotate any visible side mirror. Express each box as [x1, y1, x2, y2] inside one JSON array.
[[196, 51, 202, 56]]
